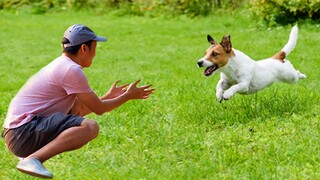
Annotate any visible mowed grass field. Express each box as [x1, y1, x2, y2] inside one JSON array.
[[0, 10, 319, 179]]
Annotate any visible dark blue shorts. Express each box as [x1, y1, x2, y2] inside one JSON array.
[[3, 112, 84, 158]]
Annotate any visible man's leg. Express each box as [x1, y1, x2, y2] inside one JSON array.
[[28, 119, 99, 162], [16, 119, 99, 178]]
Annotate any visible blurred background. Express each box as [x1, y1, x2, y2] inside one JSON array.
[[1, 0, 320, 27]]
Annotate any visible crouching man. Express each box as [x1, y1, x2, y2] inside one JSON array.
[[2, 24, 154, 178]]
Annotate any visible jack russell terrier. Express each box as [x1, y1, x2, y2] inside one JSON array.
[[197, 25, 306, 102]]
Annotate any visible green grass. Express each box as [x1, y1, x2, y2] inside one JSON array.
[[0, 10, 320, 179]]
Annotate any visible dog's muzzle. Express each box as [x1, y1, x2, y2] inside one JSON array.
[[197, 58, 207, 68], [197, 58, 212, 67], [197, 60, 204, 67], [197, 58, 218, 76]]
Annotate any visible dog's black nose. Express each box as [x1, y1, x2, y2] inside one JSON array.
[[197, 61, 203, 67]]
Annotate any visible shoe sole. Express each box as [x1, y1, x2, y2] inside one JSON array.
[[17, 167, 53, 179]]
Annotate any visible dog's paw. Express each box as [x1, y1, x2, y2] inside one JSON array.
[[223, 91, 234, 100], [216, 92, 224, 103], [297, 71, 307, 79]]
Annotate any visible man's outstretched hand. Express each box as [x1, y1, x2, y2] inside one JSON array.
[[125, 80, 155, 100]]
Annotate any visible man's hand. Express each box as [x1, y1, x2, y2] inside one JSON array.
[[101, 81, 129, 100], [125, 80, 155, 100], [72, 80, 155, 116]]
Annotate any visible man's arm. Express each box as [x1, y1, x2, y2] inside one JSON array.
[[70, 80, 154, 116], [70, 97, 92, 116], [70, 81, 130, 116]]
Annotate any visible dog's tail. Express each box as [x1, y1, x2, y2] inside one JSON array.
[[281, 24, 298, 57]]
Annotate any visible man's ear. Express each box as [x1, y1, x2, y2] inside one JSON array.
[[220, 35, 232, 53], [80, 44, 87, 53], [207, 35, 217, 45]]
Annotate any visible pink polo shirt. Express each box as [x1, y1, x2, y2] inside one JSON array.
[[3, 55, 93, 129]]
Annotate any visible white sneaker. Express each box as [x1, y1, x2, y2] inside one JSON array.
[[16, 157, 53, 179]]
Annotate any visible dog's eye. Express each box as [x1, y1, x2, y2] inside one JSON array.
[[211, 52, 218, 56]]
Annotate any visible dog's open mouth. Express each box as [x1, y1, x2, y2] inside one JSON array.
[[204, 64, 218, 76]]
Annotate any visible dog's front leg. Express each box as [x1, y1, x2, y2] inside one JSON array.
[[216, 78, 230, 102], [216, 79, 224, 102], [223, 82, 249, 100]]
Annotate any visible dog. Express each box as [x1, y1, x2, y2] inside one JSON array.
[[197, 25, 306, 102]]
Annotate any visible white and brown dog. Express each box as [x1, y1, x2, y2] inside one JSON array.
[[197, 25, 306, 102]]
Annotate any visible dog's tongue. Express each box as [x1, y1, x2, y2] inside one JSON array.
[[204, 65, 217, 76]]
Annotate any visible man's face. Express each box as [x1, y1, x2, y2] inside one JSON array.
[[83, 41, 97, 67]]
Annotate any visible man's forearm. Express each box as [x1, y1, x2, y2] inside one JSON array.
[[99, 94, 130, 114]]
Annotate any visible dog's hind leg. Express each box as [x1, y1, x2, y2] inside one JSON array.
[[297, 70, 307, 79]]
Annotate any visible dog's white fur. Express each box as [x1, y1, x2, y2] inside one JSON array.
[[197, 25, 306, 102]]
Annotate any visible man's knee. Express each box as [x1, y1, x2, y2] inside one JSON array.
[[81, 119, 99, 139]]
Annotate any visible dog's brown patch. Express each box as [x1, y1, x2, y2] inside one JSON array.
[[203, 34, 235, 70], [204, 43, 234, 69], [272, 51, 286, 63]]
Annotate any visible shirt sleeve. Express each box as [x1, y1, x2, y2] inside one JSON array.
[[62, 65, 93, 95]]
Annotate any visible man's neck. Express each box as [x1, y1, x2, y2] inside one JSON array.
[[62, 53, 80, 65]]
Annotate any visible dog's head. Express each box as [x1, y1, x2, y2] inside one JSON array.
[[197, 34, 234, 76]]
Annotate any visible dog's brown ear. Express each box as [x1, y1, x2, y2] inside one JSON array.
[[220, 35, 232, 53], [207, 35, 216, 45]]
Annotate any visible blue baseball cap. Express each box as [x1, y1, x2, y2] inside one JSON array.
[[63, 24, 107, 47]]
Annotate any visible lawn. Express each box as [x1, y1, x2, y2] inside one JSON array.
[[0, 10, 319, 179]]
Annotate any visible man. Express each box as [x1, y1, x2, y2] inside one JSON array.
[[2, 24, 154, 178]]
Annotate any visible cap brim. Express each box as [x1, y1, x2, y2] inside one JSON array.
[[93, 36, 107, 42]]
